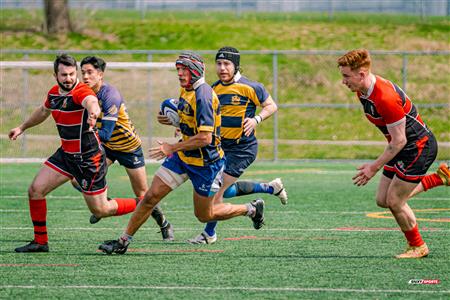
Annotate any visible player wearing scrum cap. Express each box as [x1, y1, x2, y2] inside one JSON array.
[[99, 51, 265, 254], [188, 46, 288, 244]]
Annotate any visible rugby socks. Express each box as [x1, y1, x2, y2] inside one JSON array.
[[114, 198, 139, 216], [29, 198, 48, 245], [151, 204, 167, 228], [403, 223, 425, 247], [223, 181, 274, 198], [204, 221, 218, 237], [421, 173, 443, 191]]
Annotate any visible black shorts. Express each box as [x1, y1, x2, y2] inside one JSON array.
[[104, 146, 145, 169], [45, 147, 108, 195], [383, 133, 438, 183], [223, 140, 258, 178]]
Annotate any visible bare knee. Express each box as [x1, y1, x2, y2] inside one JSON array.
[[195, 211, 214, 223], [28, 183, 46, 199], [376, 196, 389, 208]]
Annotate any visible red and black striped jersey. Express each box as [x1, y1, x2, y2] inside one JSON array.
[[44, 81, 101, 154], [357, 75, 430, 142]]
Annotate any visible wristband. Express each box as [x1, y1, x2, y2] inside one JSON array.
[[254, 115, 263, 124]]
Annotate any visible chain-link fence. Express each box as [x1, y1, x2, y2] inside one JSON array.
[[1, 49, 449, 160]]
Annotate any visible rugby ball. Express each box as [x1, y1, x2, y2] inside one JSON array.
[[160, 98, 180, 127]]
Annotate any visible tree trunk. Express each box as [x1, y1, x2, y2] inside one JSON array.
[[43, 0, 72, 34]]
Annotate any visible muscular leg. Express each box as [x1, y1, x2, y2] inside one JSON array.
[[193, 190, 248, 223], [16, 165, 70, 251], [386, 177, 418, 232], [124, 175, 172, 236], [375, 174, 392, 208], [125, 166, 168, 229]]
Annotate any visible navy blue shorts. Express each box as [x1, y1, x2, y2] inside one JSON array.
[[45, 147, 107, 195], [161, 152, 225, 197], [104, 146, 145, 169], [383, 133, 438, 183], [222, 141, 258, 178]]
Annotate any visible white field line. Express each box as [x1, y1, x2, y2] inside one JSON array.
[[1, 226, 449, 232], [0, 285, 448, 294], [1, 195, 448, 201]]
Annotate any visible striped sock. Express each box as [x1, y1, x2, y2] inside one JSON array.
[[421, 173, 443, 191], [403, 223, 424, 247], [114, 198, 138, 216], [29, 198, 48, 245]]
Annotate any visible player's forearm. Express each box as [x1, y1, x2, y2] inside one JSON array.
[[258, 97, 278, 121], [171, 133, 211, 152], [372, 140, 406, 171], [20, 105, 50, 131], [82, 96, 101, 119]]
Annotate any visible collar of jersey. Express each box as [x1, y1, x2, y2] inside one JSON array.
[[193, 77, 205, 89], [360, 74, 376, 99], [220, 71, 241, 86]]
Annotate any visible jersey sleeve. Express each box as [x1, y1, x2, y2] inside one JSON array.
[[195, 86, 214, 133], [73, 84, 97, 106], [250, 81, 270, 106], [100, 86, 121, 121], [376, 90, 406, 127]]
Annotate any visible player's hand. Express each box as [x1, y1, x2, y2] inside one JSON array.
[[8, 127, 23, 140], [157, 114, 172, 126], [174, 128, 181, 138], [243, 117, 258, 137], [149, 140, 173, 160], [87, 112, 98, 131], [352, 163, 378, 186]]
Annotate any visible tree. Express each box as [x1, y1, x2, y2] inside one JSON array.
[[43, 0, 72, 35]]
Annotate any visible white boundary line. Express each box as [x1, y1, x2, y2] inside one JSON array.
[[1, 226, 449, 232], [0, 285, 448, 294], [2, 195, 448, 200]]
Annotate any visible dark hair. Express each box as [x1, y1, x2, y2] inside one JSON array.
[[53, 53, 77, 74], [216, 46, 240, 73], [80, 56, 106, 72]]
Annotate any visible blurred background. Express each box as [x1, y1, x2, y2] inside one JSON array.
[[1, 0, 449, 161]]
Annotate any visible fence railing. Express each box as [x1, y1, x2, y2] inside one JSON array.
[[1, 49, 449, 160]]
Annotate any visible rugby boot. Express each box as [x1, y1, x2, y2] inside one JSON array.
[[187, 231, 217, 244], [160, 222, 174, 242], [268, 178, 288, 205], [436, 163, 450, 186], [15, 240, 49, 253], [250, 199, 265, 230], [395, 243, 429, 259]]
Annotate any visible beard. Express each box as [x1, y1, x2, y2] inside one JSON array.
[[57, 78, 77, 92]]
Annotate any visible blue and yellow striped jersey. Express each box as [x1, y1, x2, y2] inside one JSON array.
[[96, 83, 141, 152], [177, 80, 224, 167], [211, 72, 272, 145]]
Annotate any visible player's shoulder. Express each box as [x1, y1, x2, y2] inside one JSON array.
[[48, 84, 59, 95], [98, 82, 122, 101], [195, 82, 214, 97], [237, 75, 266, 92], [372, 75, 398, 102]]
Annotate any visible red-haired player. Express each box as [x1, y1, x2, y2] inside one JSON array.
[[337, 49, 446, 258]]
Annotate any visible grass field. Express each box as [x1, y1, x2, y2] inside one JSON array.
[[0, 161, 449, 299]]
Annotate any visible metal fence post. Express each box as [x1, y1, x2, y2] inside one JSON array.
[[402, 53, 408, 92], [21, 54, 29, 157], [147, 53, 153, 151], [272, 51, 279, 162]]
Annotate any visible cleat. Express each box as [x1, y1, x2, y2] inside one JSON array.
[[98, 238, 129, 255], [268, 178, 288, 205], [187, 231, 217, 245], [395, 243, 429, 259], [160, 223, 174, 242], [89, 214, 101, 224], [250, 199, 265, 230], [437, 163, 449, 186], [15, 240, 49, 253]]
